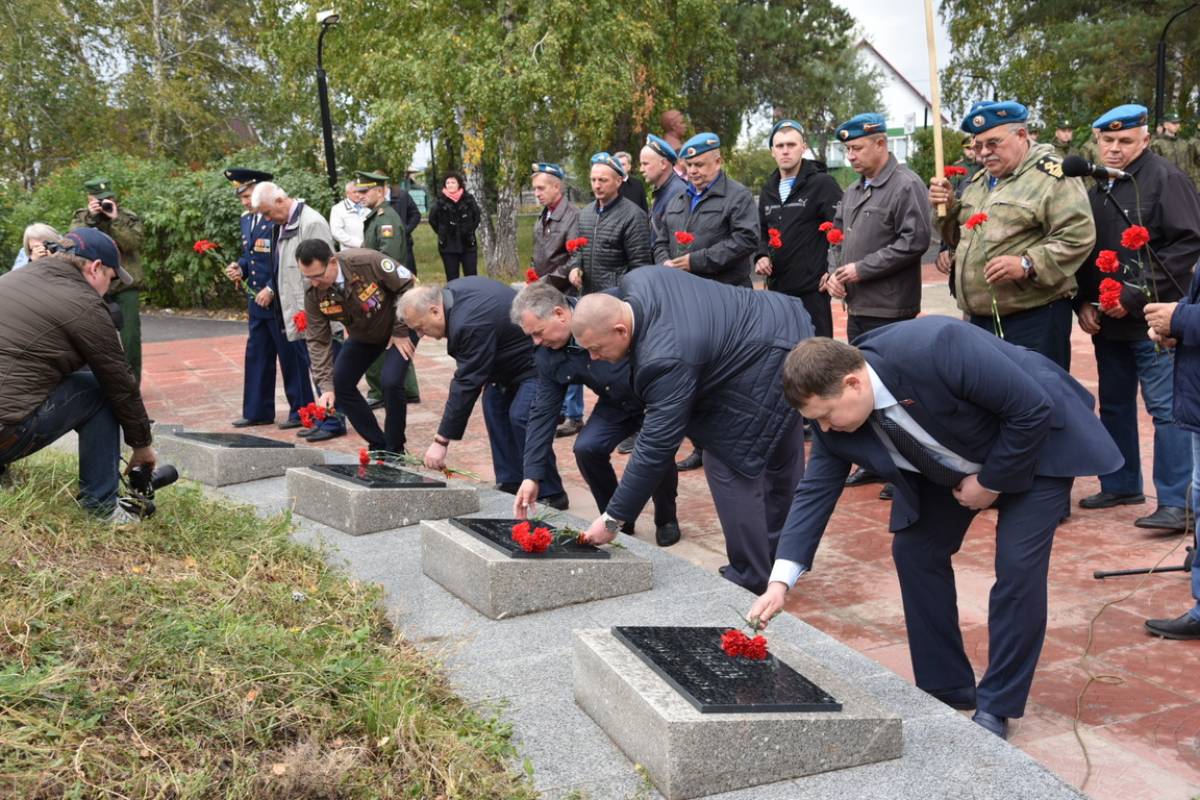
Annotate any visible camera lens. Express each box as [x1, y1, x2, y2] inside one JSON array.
[[151, 465, 179, 490]]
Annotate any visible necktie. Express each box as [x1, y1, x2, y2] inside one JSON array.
[[873, 411, 968, 488]]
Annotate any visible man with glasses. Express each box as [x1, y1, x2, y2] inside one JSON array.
[[930, 100, 1095, 370]]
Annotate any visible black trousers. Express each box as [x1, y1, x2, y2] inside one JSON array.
[[575, 410, 678, 526], [332, 334, 417, 453], [969, 298, 1073, 371], [847, 312, 915, 343], [441, 250, 478, 281], [791, 290, 834, 338]]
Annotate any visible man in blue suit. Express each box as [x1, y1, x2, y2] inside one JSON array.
[[748, 317, 1122, 739]]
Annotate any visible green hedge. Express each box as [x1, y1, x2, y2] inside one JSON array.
[[1, 150, 337, 308]]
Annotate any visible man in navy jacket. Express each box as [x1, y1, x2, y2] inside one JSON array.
[[748, 318, 1122, 739], [572, 266, 814, 593], [510, 281, 680, 546]]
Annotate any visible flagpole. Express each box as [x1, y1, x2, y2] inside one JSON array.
[[924, 0, 946, 217]]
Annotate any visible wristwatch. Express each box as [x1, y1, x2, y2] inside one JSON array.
[[602, 512, 624, 534], [1020, 255, 1036, 280]]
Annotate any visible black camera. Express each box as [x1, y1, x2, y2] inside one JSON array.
[[119, 463, 179, 518]]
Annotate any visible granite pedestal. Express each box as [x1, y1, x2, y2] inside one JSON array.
[[574, 627, 902, 799], [421, 518, 652, 619], [155, 431, 324, 487], [287, 464, 479, 535]]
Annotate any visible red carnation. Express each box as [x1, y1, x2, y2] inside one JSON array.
[[358, 448, 370, 466], [312, 404, 327, 421], [818, 221, 835, 232], [193, 239, 219, 254], [768, 227, 783, 249], [720, 628, 748, 657], [299, 407, 314, 428], [293, 310, 308, 332], [674, 231, 696, 247], [1098, 277, 1124, 311], [1095, 250, 1120, 273], [826, 228, 844, 246], [565, 237, 589, 254], [530, 526, 552, 552], [525, 268, 539, 284], [1120, 225, 1150, 250], [964, 212, 988, 230], [944, 165, 968, 178]]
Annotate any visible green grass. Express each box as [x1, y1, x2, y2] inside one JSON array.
[[0, 452, 537, 799], [411, 215, 537, 281]]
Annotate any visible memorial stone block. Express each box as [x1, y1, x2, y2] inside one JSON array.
[[574, 626, 902, 799], [155, 430, 324, 487], [420, 518, 651, 619]]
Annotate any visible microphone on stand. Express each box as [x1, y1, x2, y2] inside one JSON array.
[[1062, 155, 1129, 181]]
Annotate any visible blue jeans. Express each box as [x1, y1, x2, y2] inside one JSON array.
[[1094, 337, 1191, 508], [1190, 434, 1200, 622], [0, 371, 121, 516], [482, 379, 565, 498], [561, 384, 584, 422]]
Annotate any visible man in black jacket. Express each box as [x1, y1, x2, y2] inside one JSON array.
[[1073, 103, 1200, 531], [568, 152, 652, 295], [401, 277, 567, 508], [510, 281, 680, 546], [755, 120, 843, 337], [571, 267, 814, 594]]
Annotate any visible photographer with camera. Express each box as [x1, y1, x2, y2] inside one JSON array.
[[71, 177, 145, 384], [0, 228, 161, 523]]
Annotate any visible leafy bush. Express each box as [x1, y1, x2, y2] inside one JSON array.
[[908, 126, 967, 184], [1, 150, 337, 308]]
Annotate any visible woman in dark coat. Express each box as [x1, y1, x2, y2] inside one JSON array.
[[428, 172, 481, 280]]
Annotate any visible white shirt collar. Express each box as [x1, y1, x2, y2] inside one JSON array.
[[866, 363, 898, 411]]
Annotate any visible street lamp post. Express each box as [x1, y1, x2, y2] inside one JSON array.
[[1155, 3, 1199, 131], [316, 10, 340, 192]]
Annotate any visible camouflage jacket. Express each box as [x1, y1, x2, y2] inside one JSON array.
[[1151, 134, 1193, 178], [941, 143, 1095, 317], [70, 206, 144, 291]]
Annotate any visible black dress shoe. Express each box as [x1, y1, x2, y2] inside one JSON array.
[[617, 434, 637, 455], [845, 466, 885, 486], [495, 483, 521, 495], [555, 418, 583, 438], [540, 492, 570, 511], [677, 450, 704, 471], [655, 521, 681, 547], [1145, 612, 1200, 639], [231, 418, 272, 428], [278, 419, 302, 430], [927, 686, 976, 710], [1079, 491, 1145, 509], [879, 483, 894, 500], [1134, 505, 1187, 531], [296, 428, 316, 438], [971, 710, 1008, 740], [305, 428, 346, 443]]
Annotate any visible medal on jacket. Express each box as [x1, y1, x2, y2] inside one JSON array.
[[253, 238, 271, 253], [358, 282, 382, 316]]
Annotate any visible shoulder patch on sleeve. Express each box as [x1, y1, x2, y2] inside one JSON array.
[[1035, 155, 1064, 180]]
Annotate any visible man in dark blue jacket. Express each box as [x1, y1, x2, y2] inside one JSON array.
[[510, 282, 680, 546], [747, 318, 1123, 740], [572, 267, 813, 593], [222, 168, 313, 429], [401, 277, 567, 508]]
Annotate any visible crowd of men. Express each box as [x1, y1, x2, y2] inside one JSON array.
[[6, 96, 1200, 746]]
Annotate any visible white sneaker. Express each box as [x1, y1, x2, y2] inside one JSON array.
[[107, 504, 141, 525]]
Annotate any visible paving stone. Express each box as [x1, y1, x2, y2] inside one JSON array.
[[156, 430, 324, 486]]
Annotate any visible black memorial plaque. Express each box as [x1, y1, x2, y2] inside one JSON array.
[[613, 626, 841, 714], [312, 463, 446, 489], [175, 431, 294, 449], [448, 517, 611, 560]]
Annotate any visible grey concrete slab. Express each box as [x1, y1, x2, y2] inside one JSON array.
[[156, 431, 325, 486]]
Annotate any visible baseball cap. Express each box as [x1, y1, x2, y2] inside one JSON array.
[[63, 228, 133, 286]]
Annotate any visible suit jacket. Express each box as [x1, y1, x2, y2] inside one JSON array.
[[776, 316, 1123, 569]]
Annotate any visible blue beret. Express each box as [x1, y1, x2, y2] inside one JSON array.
[[769, 119, 805, 146], [835, 113, 887, 142], [1092, 104, 1149, 132], [645, 134, 678, 163], [531, 162, 565, 180], [680, 132, 721, 159], [590, 152, 626, 178], [960, 101, 1028, 134]]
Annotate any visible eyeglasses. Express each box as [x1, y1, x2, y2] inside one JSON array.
[[975, 132, 1014, 153]]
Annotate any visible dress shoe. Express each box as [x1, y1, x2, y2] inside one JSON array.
[[1079, 491, 1145, 510], [926, 686, 976, 710], [555, 418, 583, 438], [617, 434, 637, 455], [879, 483, 894, 500], [278, 419, 302, 430], [1145, 612, 1200, 639], [296, 427, 316, 438], [305, 428, 346, 443], [655, 521, 681, 547], [367, 397, 385, 410], [677, 450, 704, 471], [971, 710, 1008, 740], [495, 482, 521, 495], [540, 492, 570, 511], [1134, 505, 1187, 531], [231, 418, 272, 428], [845, 466, 885, 486]]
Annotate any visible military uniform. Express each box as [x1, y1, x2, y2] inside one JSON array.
[[942, 102, 1095, 369], [71, 177, 144, 383], [305, 248, 416, 454], [1152, 134, 1197, 186]]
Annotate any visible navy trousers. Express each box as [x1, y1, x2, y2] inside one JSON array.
[[332, 335, 416, 453], [702, 417, 806, 594], [242, 310, 313, 422], [483, 379, 565, 498], [890, 473, 1072, 719], [575, 409, 677, 526], [969, 298, 1074, 371]]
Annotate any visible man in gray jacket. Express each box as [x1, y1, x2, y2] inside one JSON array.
[[568, 153, 651, 295]]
